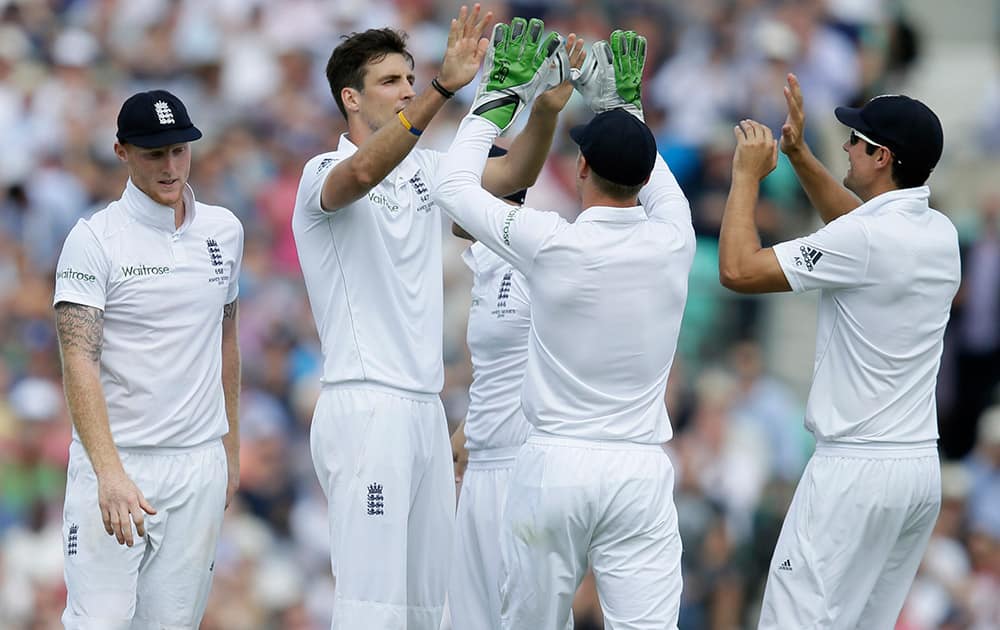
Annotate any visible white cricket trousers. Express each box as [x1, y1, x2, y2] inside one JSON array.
[[500, 433, 683, 630], [758, 441, 941, 629], [310, 383, 455, 630], [61, 439, 227, 630], [448, 447, 517, 630]]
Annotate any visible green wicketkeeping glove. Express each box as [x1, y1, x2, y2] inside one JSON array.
[[471, 17, 569, 132], [572, 29, 646, 121]]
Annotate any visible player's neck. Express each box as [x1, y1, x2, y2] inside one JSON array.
[[858, 178, 899, 203], [581, 189, 638, 210], [346, 117, 375, 148], [173, 199, 186, 229]]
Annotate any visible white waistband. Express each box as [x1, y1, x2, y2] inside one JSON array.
[[71, 437, 223, 459], [467, 445, 520, 468], [526, 432, 667, 452], [321, 380, 440, 403], [813, 439, 938, 459]]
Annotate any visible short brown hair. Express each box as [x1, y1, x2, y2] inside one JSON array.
[[590, 170, 644, 201], [326, 28, 413, 119]]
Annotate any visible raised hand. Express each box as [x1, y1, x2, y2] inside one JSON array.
[[733, 119, 779, 182], [780, 73, 806, 156], [98, 468, 156, 547], [437, 4, 495, 93], [573, 29, 646, 120], [471, 17, 568, 132], [535, 34, 587, 113]]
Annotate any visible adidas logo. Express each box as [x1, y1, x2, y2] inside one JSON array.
[[778, 558, 792, 571], [799, 245, 823, 272]]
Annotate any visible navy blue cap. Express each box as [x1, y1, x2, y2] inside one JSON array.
[[569, 109, 656, 187], [487, 145, 527, 204], [116, 90, 202, 148], [834, 95, 943, 171]]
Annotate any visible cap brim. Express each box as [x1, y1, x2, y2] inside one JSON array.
[[833, 106, 868, 133], [119, 125, 203, 148]]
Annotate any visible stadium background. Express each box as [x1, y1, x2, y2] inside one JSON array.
[[0, 0, 998, 627]]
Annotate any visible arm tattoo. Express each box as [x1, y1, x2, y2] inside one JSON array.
[[223, 299, 238, 321], [55, 302, 104, 363]]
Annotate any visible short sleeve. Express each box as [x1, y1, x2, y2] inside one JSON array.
[[413, 149, 444, 188], [226, 220, 244, 304], [53, 220, 110, 310], [297, 154, 342, 218], [772, 214, 871, 292]]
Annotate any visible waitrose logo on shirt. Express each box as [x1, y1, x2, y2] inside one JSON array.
[[56, 267, 96, 282], [121, 264, 171, 278]]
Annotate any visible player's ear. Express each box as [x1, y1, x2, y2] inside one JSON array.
[[576, 152, 590, 180], [342, 87, 362, 114]]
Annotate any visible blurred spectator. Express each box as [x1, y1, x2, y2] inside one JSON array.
[[942, 196, 1000, 458]]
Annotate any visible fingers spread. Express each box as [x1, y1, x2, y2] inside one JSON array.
[[464, 4, 479, 37], [475, 11, 494, 39]]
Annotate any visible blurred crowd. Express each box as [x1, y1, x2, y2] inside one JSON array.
[[0, 0, 998, 628]]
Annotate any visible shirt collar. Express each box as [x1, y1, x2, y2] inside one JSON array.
[[338, 133, 420, 181], [576, 204, 647, 224], [336, 133, 359, 156], [854, 186, 930, 217], [121, 179, 197, 233]]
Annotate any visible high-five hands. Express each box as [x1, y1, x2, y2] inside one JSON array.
[[534, 34, 587, 114], [469, 19, 650, 131], [780, 73, 806, 157], [472, 17, 569, 132], [733, 119, 779, 182], [438, 4, 496, 94], [573, 29, 646, 121]]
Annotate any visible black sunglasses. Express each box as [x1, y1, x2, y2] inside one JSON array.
[[849, 129, 888, 150]]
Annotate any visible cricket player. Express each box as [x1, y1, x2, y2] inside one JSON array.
[[434, 27, 694, 629], [291, 8, 582, 628], [718, 75, 960, 628], [448, 172, 538, 629], [54, 89, 243, 629]]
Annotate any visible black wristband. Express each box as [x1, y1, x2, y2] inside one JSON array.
[[431, 77, 455, 99]]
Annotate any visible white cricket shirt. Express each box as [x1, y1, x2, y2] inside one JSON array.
[[436, 116, 695, 444], [772, 186, 960, 444], [292, 135, 444, 394], [53, 180, 243, 447], [462, 241, 532, 451]]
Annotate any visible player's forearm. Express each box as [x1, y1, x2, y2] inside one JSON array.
[[719, 173, 764, 288], [221, 306, 241, 461], [490, 102, 560, 194], [322, 87, 450, 209], [437, 116, 505, 238], [62, 355, 122, 476], [785, 144, 861, 224], [639, 153, 692, 225]]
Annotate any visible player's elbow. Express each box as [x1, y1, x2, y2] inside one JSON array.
[[719, 265, 756, 293], [348, 158, 380, 191], [432, 176, 462, 213]]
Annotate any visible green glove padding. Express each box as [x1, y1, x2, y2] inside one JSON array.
[[573, 29, 646, 121], [472, 17, 569, 132]]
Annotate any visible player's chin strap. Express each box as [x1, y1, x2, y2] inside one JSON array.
[[471, 17, 570, 133], [572, 29, 646, 122]]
